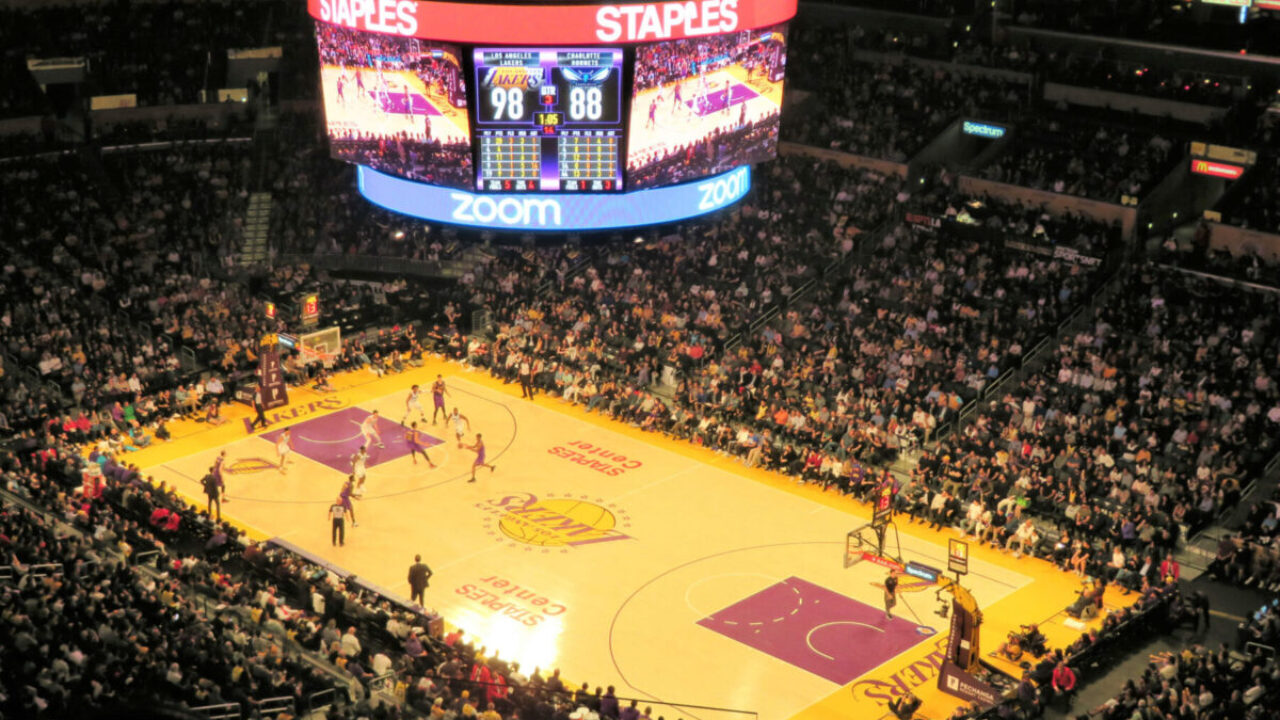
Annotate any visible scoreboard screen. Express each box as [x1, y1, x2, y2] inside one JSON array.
[[316, 22, 472, 189], [473, 48, 625, 192]]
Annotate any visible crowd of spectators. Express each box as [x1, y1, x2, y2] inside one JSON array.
[[979, 121, 1175, 202], [0, 140, 257, 430], [4, 408, 680, 720], [1222, 151, 1280, 237], [783, 46, 1029, 161], [798, 21, 1250, 110], [1008, 0, 1280, 57], [0, 0, 286, 114], [2, 4, 1280, 719], [1085, 643, 1278, 720], [915, 264, 1279, 585], [1045, 56, 1245, 107]]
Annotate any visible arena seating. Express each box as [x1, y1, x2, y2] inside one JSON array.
[[2, 3, 1280, 719]]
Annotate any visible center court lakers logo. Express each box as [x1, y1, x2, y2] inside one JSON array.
[[226, 457, 278, 475], [477, 492, 634, 552]]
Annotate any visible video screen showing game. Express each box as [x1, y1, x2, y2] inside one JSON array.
[[473, 48, 625, 192], [316, 21, 472, 189], [627, 24, 788, 190]]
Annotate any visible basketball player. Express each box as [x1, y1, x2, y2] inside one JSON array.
[[404, 384, 427, 425], [883, 570, 898, 620], [431, 375, 449, 424], [647, 96, 658, 129], [361, 410, 385, 448], [406, 422, 437, 468], [277, 428, 294, 474], [336, 72, 347, 105], [351, 445, 369, 494], [448, 407, 470, 443], [461, 433, 495, 483], [721, 79, 731, 114], [673, 81, 684, 112], [338, 475, 358, 528], [212, 450, 228, 504]]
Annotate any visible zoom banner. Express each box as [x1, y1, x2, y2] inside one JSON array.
[[358, 164, 751, 231]]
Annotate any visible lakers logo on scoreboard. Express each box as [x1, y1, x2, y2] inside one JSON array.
[[477, 492, 634, 550], [226, 457, 279, 475], [483, 67, 540, 90]]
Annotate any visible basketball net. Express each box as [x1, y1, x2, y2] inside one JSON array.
[[298, 345, 337, 368]]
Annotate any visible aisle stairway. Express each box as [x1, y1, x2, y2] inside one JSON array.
[[238, 192, 273, 266]]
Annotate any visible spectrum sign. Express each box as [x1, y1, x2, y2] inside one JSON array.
[[1190, 158, 1245, 180], [961, 121, 1007, 139], [358, 164, 751, 231]]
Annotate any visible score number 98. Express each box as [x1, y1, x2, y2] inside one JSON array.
[[490, 85, 603, 121]]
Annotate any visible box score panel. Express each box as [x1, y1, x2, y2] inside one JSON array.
[[558, 131, 619, 187]]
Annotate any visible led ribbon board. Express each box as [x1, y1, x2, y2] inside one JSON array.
[[358, 163, 751, 230], [308, 0, 798, 44]]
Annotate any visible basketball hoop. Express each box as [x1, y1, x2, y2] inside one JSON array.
[[844, 533, 864, 568], [298, 345, 337, 368]]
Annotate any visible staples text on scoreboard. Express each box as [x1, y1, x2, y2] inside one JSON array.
[[596, 0, 739, 41], [309, 0, 796, 44]]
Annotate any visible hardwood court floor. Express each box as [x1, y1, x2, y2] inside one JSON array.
[[130, 360, 1135, 720]]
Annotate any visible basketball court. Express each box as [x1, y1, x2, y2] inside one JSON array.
[[131, 356, 1135, 720], [320, 65, 470, 144], [627, 63, 784, 175]]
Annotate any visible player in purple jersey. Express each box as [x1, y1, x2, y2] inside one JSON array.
[[212, 450, 228, 503], [338, 476, 358, 527], [431, 375, 449, 423], [405, 422, 437, 468], [673, 81, 684, 112], [647, 97, 658, 129], [461, 433, 495, 483]]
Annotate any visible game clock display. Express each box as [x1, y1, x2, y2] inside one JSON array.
[[473, 48, 625, 192]]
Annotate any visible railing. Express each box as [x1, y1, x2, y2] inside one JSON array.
[[133, 549, 162, 566], [277, 252, 446, 279], [983, 367, 1016, 401], [1245, 642, 1276, 659], [369, 670, 398, 693], [1266, 451, 1280, 480], [188, 702, 242, 720], [306, 687, 343, 713], [251, 695, 295, 717], [28, 562, 63, 578]]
